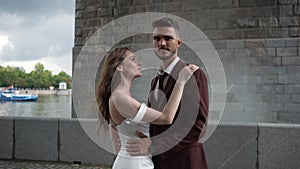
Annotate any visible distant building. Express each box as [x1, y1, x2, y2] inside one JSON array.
[[59, 81, 67, 90]]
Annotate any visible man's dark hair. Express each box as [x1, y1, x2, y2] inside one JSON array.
[[152, 17, 180, 35]]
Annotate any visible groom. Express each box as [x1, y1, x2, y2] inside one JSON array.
[[127, 17, 209, 169]]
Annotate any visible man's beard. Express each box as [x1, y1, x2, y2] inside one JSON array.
[[154, 48, 176, 61]]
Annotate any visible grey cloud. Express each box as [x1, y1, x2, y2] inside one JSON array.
[[0, 0, 75, 31], [0, 0, 75, 16], [0, 0, 74, 62]]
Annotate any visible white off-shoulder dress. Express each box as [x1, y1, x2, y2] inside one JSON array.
[[112, 103, 154, 169]]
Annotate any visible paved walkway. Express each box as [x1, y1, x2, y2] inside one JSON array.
[[0, 160, 111, 169]]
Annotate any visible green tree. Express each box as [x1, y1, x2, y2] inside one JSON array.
[[0, 63, 71, 89], [14, 68, 27, 88], [34, 62, 44, 74], [30, 62, 45, 88], [40, 70, 54, 88]]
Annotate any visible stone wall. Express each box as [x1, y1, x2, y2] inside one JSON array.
[[73, 0, 300, 123], [74, 0, 300, 43]]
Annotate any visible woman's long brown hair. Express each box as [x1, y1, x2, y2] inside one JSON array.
[[97, 47, 129, 133]]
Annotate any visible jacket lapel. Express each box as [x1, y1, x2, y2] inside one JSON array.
[[164, 59, 186, 95]]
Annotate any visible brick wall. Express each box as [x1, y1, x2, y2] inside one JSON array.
[[73, 0, 300, 123]]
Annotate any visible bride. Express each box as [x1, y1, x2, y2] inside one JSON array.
[[97, 47, 198, 169]]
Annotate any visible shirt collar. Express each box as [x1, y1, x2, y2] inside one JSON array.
[[163, 57, 180, 74]]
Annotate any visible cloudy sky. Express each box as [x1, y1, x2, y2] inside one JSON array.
[[0, 0, 75, 75]]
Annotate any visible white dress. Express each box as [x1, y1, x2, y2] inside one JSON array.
[[112, 103, 154, 169]]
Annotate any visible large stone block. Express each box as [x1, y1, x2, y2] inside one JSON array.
[[292, 94, 300, 102], [267, 103, 284, 112], [276, 93, 292, 103], [284, 103, 300, 111], [14, 117, 58, 161], [204, 123, 257, 169], [262, 75, 278, 84], [258, 123, 300, 168], [0, 117, 13, 159], [285, 38, 300, 47], [226, 40, 245, 48], [211, 40, 226, 49], [164, 3, 181, 12], [278, 0, 299, 5], [221, 109, 258, 123], [217, 0, 236, 8], [256, 0, 277, 7], [258, 18, 278, 27], [289, 27, 300, 37], [239, 0, 257, 7], [182, 1, 201, 11], [276, 47, 298, 56], [284, 84, 300, 93], [250, 7, 278, 17], [256, 84, 283, 94], [282, 56, 300, 66], [295, 5, 300, 15], [59, 118, 114, 165], [266, 39, 285, 47], [277, 112, 300, 123], [279, 17, 300, 27], [279, 5, 293, 16], [287, 66, 300, 75], [279, 75, 300, 84], [255, 66, 286, 75]]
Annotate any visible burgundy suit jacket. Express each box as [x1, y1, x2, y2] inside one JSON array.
[[148, 59, 209, 169]]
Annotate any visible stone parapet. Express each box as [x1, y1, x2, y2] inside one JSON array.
[[0, 117, 299, 168]]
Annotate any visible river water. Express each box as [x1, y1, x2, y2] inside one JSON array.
[[0, 95, 71, 118]]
